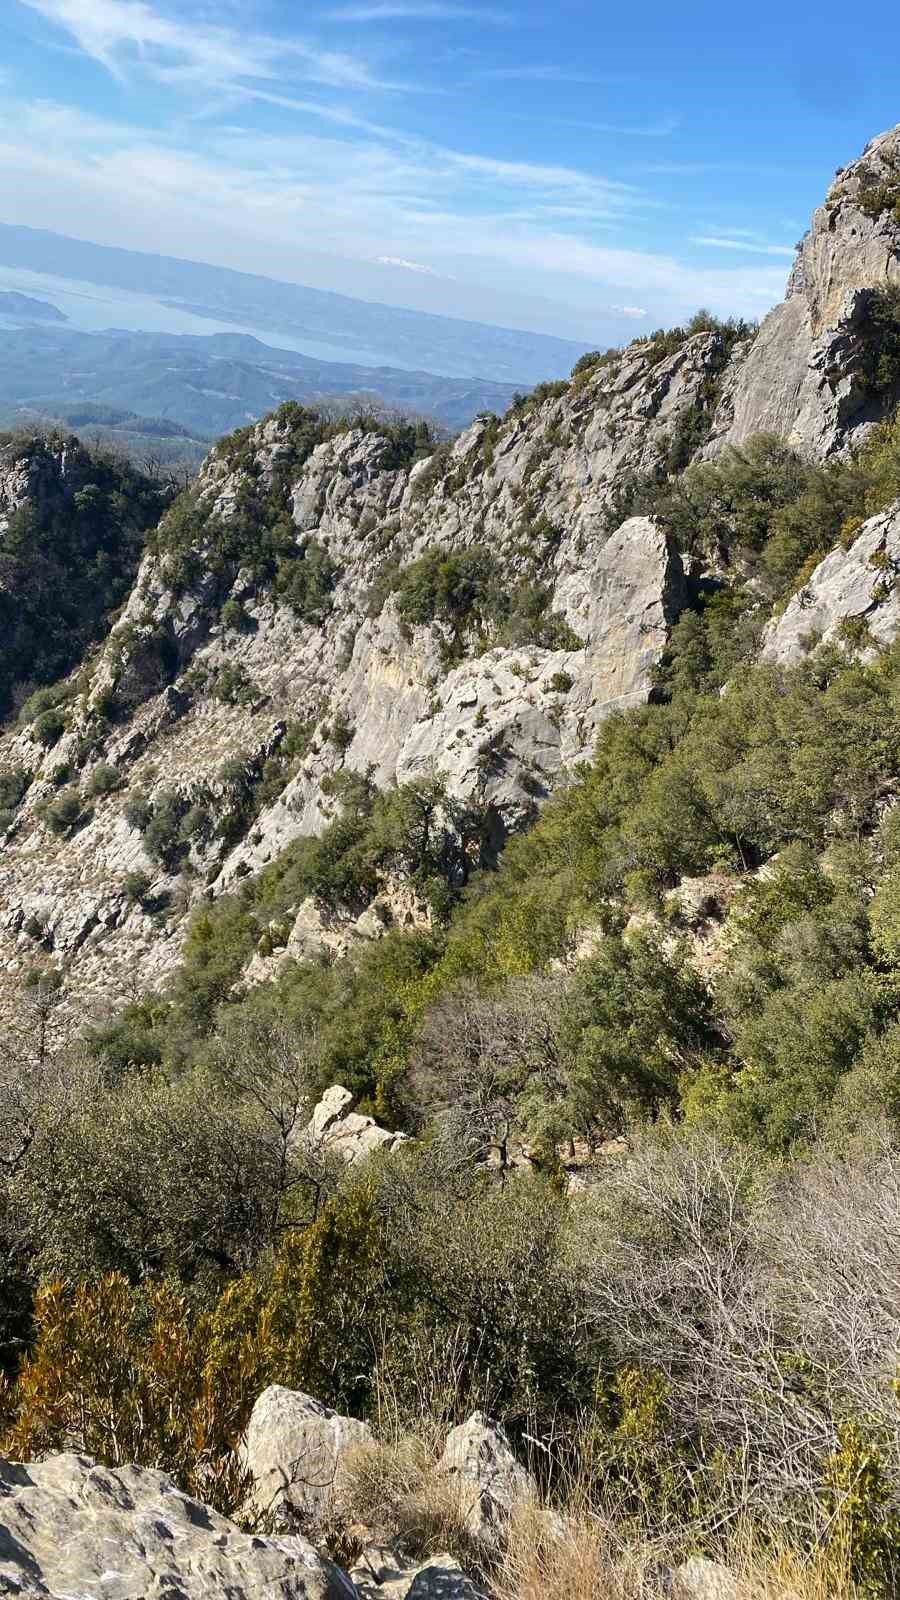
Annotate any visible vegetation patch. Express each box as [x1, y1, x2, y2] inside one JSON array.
[[0, 434, 168, 716]]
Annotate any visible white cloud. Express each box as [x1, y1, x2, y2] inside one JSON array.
[[615, 305, 648, 318], [19, 0, 396, 91], [692, 235, 796, 257], [377, 255, 445, 275], [326, 3, 511, 22]]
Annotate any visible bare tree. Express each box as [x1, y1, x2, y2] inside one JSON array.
[[0, 973, 71, 1178], [409, 974, 570, 1172], [570, 1126, 888, 1540], [208, 1013, 341, 1237]]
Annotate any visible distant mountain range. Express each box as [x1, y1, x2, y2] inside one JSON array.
[[0, 325, 523, 449], [0, 224, 588, 385], [0, 290, 67, 325]]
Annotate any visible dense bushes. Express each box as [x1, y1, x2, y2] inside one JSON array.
[[611, 402, 900, 598], [383, 544, 581, 655], [3, 1111, 898, 1576], [0, 435, 167, 714]]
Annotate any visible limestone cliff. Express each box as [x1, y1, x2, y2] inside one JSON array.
[[0, 334, 711, 1016], [2, 126, 900, 1021], [706, 124, 900, 457]]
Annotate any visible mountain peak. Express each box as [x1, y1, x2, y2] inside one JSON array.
[[707, 126, 900, 459]]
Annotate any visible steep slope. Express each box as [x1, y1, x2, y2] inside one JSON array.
[[0, 334, 720, 1015], [0, 433, 167, 711], [2, 125, 900, 1024], [706, 124, 900, 457]]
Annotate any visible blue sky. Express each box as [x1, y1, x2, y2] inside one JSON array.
[[3, 0, 900, 344]]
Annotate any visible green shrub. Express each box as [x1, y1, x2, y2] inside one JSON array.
[[212, 663, 258, 706], [122, 870, 152, 906], [0, 767, 30, 829], [124, 793, 152, 832], [32, 709, 65, 748], [220, 597, 248, 632], [142, 793, 187, 870], [42, 787, 83, 836], [87, 762, 121, 797]]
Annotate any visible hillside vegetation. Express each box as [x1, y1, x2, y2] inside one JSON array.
[[4, 113, 900, 1588], [0, 431, 169, 713], [2, 394, 900, 1591]]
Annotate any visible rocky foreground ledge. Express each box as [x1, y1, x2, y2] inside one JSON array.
[[0, 1392, 743, 1599]]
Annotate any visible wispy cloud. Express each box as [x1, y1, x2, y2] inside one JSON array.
[[548, 114, 680, 138], [20, 0, 398, 91], [377, 255, 446, 275], [693, 235, 796, 257], [0, 93, 788, 331], [477, 65, 632, 84], [326, 2, 512, 22]]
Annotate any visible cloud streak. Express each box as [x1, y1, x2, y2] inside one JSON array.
[[20, 0, 398, 91], [325, 3, 512, 22], [693, 235, 796, 257]]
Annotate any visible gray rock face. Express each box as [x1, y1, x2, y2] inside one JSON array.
[[241, 1385, 374, 1533], [350, 1550, 487, 1600], [0, 329, 696, 1022], [438, 1413, 534, 1551], [706, 124, 900, 459], [761, 499, 900, 665], [304, 1086, 409, 1164], [0, 1451, 357, 1599]]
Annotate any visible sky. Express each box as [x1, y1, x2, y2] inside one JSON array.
[[2, 0, 900, 344]]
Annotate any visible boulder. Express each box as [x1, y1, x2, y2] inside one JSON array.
[[241, 1384, 373, 1533], [762, 499, 900, 665], [438, 1413, 534, 1550], [305, 1086, 409, 1164], [0, 1451, 357, 1599], [309, 1083, 356, 1139], [671, 1556, 743, 1600], [350, 1549, 486, 1600]]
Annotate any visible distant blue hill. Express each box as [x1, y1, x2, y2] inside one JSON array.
[[0, 290, 67, 324], [0, 224, 588, 386], [0, 324, 524, 438]]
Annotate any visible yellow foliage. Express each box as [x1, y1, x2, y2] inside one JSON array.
[[1, 1181, 386, 1518]]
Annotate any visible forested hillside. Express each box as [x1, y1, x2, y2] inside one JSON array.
[[2, 125, 900, 1600]]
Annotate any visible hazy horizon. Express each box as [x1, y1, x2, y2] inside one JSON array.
[[6, 0, 899, 351]]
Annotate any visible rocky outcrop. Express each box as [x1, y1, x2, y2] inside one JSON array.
[[350, 1551, 487, 1600], [706, 124, 900, 459], [0, 1451, 356, 1599], [761, 498, 900, 665], [304, 1086, 410, 1164], [3, 127, 900, 1024], [0, 332, 697, 1021], [438, 1414, 535, 1552], [241, 1385, 374, 1533]]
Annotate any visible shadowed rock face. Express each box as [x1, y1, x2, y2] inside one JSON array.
[[705, 125, 900, 459], [0, 1451, 357, 1600]]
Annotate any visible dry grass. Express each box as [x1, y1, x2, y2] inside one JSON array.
[[493, 1501, 864, 1600], [338, 1432, 483, 1574]]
